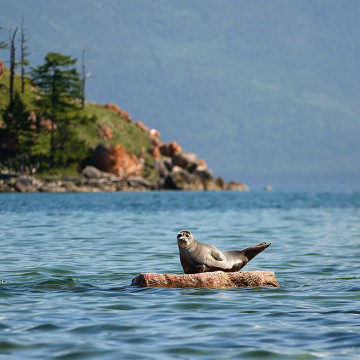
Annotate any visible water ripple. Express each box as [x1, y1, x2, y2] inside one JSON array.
[[1, 191, 360, 359]]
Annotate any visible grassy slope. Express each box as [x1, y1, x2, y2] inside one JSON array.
[[80, 103, 152, 155], [0, 67, 154, 176]]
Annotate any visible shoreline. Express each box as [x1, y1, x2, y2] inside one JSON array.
[[0, 168, 249, 193]]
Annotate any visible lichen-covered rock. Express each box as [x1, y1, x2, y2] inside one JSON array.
[[131, 271, 278, 288]]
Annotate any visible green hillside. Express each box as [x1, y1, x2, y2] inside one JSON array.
[[0, 66, 154, 177]]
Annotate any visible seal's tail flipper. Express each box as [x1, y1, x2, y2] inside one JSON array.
[[242, 242, 271, 262]]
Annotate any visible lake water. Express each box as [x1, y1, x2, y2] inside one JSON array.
[[1, 189, 360, 359]]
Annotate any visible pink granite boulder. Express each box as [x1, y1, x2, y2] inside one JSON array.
[[131, 271, 278, 288]]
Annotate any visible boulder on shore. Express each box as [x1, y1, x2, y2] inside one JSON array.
[[14, 175, 43, 192], [131, 271, 278, 288], [93, 144, 142, 179]]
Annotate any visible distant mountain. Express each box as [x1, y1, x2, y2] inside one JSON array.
[[1, 0, 360, 185]]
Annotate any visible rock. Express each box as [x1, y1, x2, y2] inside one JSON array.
[[151, 136, 162, 148], [163, 157, 173, 172], [164, 166, 204, 190], [104, 103, 121, 112], [193, 166, 213, 182], [172, 152, 200, 172], [125, 176, 156, 190], [14, 175, 43, 192], [131, 271, 278, 288], [150, 129, 160, 137], [159, 142, 182, 157], [135, 121, 150, 133], [104, 103, 132, 122], [0, 182, 15, 192], [203, 180, 222, 191], [93, 144, 142, 179], [97, 124, 113, 139], [0, 172, 18, 181], [82, 165, 103, 179], [151, 146, 161, 158], [225, 180, 249, 191], [264, 185, 273, 191], [40, 182, 67, 193], [120, 110, 132, 122], [214, 176, 225, 189], [153, 158, 169, 179], [113, 177, 155, 191]]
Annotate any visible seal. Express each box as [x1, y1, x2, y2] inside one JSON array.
[[177, 230, 271, 274]]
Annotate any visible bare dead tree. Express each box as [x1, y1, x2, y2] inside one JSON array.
[[9, 27, 18, 110], [80, 48, 92, 109], [20, 18, 30, 94]]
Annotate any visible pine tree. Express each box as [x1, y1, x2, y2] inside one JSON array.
[[31, 52, 82, 167]]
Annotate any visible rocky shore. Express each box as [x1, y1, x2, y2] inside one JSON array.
[[0, 163, 249, 193], [1, 99, 249, 193]]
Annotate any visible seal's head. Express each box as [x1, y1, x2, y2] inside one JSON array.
[[177, 230, 193, 249]]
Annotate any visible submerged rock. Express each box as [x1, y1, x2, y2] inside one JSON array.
[[131, 271, 278, 288]]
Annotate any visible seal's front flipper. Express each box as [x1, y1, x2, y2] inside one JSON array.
[[209, 246, 226, 261]]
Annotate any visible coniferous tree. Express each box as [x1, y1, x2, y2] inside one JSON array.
[[31, 52, 82, 167], [2, 91, 29, 133]]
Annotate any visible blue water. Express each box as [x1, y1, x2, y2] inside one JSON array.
[[1, 190, 360, 359]]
